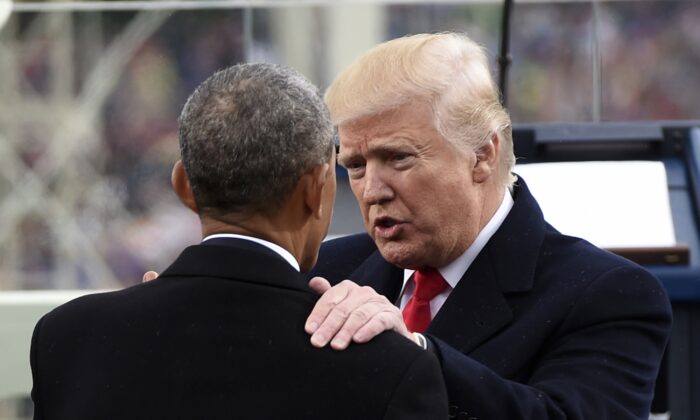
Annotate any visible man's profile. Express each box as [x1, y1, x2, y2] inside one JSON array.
[[305, 32, 672, 419], [29, 63, 447, 419]]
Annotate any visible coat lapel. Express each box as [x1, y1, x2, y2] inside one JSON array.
[[427, 176, 545, 353], [426, 250, 513, 354]]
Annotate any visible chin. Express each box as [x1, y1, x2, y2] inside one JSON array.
[[377, 244, 422, 270]]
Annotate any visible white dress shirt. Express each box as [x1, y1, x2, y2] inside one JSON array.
[[399, 190, 514, 317], [202, 233, 300, 272]]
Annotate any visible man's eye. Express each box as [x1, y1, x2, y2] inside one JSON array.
[[346, 161, 365, 170], [390, 153, 413, 164]]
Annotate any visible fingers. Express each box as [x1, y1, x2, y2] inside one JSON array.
[[352, 309, 409, 343], [328, 298, 398, 350], [142, 271, 159, 283], [308, 276, 332, 295], [305, 280, 352, 339], [305, 280, 405, 350]]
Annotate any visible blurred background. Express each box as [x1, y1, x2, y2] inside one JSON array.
[[1, 0, 699, 417]]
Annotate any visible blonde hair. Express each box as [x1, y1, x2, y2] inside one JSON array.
[[325, 32, 516, 187]]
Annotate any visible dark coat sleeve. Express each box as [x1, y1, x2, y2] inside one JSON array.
[[430, 265, 672, 420], [382, 350, 449, 420]]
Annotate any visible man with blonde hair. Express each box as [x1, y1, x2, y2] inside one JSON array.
[[306, 32, 672, 419]]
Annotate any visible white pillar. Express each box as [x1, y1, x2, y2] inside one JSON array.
[[268, 7, 319, 82], [323, 4, 385, 88]]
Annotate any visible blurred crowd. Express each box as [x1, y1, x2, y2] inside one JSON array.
[[1, 1, 698, 289]]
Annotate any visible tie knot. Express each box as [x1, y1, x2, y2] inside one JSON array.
[[413, 267, 448, 302]]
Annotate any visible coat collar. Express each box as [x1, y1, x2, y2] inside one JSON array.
[[350, 176, 546, 353], [159, 239, 314, 295], [487, 176, 546, 294]]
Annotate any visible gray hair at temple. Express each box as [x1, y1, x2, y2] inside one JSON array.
[[325, 32, 516, 187], [178, 63, 334, 218]]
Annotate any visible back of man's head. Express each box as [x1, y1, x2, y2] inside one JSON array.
[[325, 32, 515, 187], [178, 63, 334, 219]]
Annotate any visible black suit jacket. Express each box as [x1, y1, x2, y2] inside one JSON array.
[[30, 239, 448, 419], [310, 177, 673, 420]]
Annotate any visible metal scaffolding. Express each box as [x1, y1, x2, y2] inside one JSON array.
[[0, 8, 171, 289]]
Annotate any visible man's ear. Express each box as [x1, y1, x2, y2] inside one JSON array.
[[304, 163, 331, 220], [473, 133, 500, 183], [171, 160, 198, 213]]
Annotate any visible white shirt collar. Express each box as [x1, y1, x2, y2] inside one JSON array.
[[202, 233, 300, 272], [403, 189, 514, 288]]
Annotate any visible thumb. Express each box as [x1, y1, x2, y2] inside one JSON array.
[[143, 271, 159, 283], [308, 276, 332, 295]]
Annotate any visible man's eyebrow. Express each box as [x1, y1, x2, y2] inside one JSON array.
[[367, 141, 415, 156], [338, 141, 415, 163], [336, 151, 359, 166]]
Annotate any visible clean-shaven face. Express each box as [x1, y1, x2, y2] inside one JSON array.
[[337, 102, 489, 269]]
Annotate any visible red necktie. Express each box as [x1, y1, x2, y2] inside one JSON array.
[[402, 267, 449, 333]]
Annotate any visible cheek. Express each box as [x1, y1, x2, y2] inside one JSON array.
[[419, 178, 474, 227]]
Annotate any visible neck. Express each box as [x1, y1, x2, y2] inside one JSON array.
[[478, 184, 506, 232], [200, 212, 310, 270]]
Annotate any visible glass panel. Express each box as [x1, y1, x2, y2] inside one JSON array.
[[385, 4, 500, 46], [600, 1, 700, 120], [509, 2, 595, 122]]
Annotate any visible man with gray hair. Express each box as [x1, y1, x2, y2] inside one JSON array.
[[29, 63, 448, 419], [305, 33, 672, 419]]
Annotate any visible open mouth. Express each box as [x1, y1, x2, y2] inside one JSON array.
[[375, 217, 399, 228], [373, 217, 404, 239]]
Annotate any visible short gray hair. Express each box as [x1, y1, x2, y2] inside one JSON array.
[[178, 63, 334, 217]]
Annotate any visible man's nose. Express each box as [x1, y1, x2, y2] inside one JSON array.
[[362, 165, 393, 205]]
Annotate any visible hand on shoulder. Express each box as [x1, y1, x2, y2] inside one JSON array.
[[305, 276, 416, 349]]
